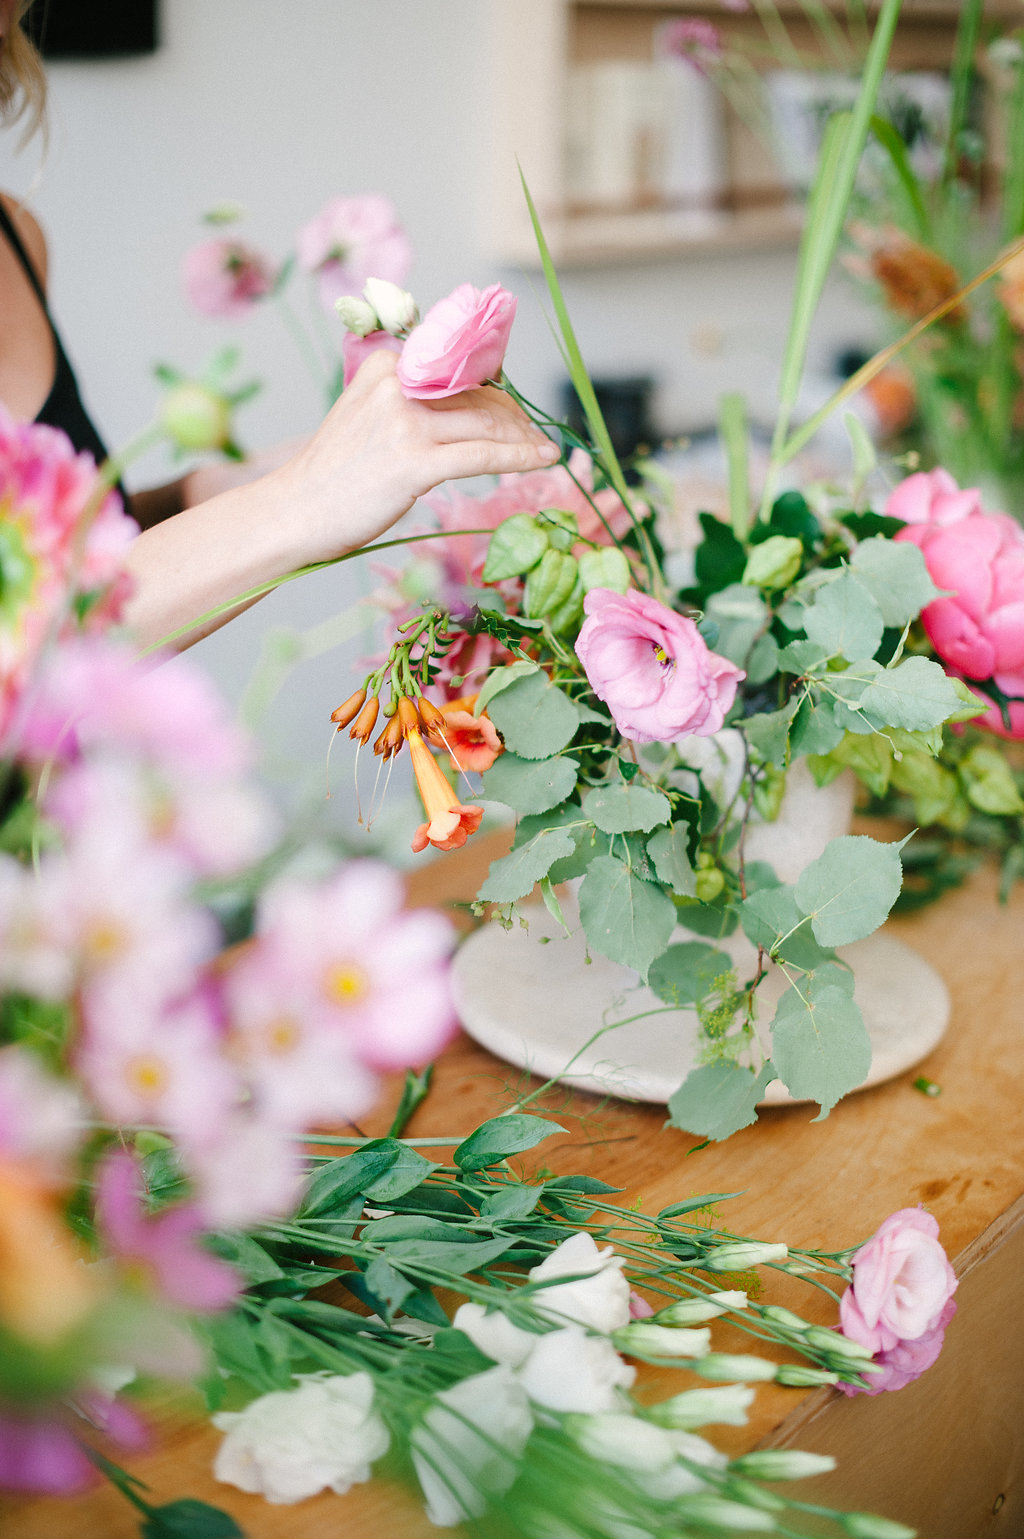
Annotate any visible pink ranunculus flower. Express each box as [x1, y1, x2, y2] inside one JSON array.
[[342, 327, 403, 388], [575, 588, 745, 744], [397, 283, 516, 400], [182, 238, 275, 319], [837, 1206, 957, 1396], [884, 467, 982, 528], [894, 481, 1024, 737], [295, 193, 412, 312]]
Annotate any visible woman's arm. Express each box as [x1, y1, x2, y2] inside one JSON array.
[[121, 348, 557, 652]]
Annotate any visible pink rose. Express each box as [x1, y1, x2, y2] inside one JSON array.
[[575, 588, 745, 744], [342, 328, 403, 388], [837, 1207, 957, 1395], [181, 238, 274, 319], [397, 283, 516, 400], [885, 467, 982, 528], [894, 485, 1024, 737], [295, 193, 412, 312]]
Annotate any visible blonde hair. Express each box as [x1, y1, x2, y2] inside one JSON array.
[[0, 1, 47, 145]]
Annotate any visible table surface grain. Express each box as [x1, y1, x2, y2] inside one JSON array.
[[3, 840, 1021, 1539]]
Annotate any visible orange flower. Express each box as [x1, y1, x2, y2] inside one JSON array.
[[869, 230, 964, 323], [408, 725, 483, 853], [425, 694, 503, 774], [0, 1159, 99, 1344], [998, 246, 1024, 333]]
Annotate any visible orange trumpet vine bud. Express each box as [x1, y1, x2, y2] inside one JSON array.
[[396, 696, 421, 736], [416, 698, 447, 734], [331, 688, 368, 728], [349, 696, 380, 744], [408, 726, 484, 853], [374, 713, 405, 759]]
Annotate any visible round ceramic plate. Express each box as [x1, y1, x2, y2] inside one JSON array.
[[451, 903, 950, 1106]]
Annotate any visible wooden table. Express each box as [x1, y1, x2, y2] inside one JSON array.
[[3, 846, 1022, 1538]]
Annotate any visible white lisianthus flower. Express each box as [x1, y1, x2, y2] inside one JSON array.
[[614, 1322, 713, 1359], [363, 276, 418, 335], [704, 1241, 788, 1272], [212, 1372, 389, 1504], [334, 295, 379, 336], [529, 1231, 632, 1334], [514, 1324, 636, 1413], [410, 1365, 533, 1528], [452, 1301, 537, 1368]]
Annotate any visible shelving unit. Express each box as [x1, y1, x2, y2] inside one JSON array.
[[487, 0, 1019, 267]]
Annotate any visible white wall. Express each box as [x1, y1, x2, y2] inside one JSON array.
[[0, 0, 875, 828]]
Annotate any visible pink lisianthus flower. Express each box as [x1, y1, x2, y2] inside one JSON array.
[[342, 327, 403, 387], [575, 588, 745, 744], [837, 1206, 957, 1396], [894, 481, 1024, 738], [397, 283, 516, 400], [182, 238, 275, 319], [295, 193, 412, 312], [95, 1149, 241, 1312], [884, 467, 982, 528]]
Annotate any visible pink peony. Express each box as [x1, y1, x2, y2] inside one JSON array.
[[838, 1206, 957, 1395], [894, 480, 1024, 737], [181, 238, 275, 318], [295, 193, 412, 312], [342, 327, 402, 388], [397, 283, 516, 400], [575, 587, 745, 744], [885, 467, 982, 528]]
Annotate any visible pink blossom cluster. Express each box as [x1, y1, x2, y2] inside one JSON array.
[[0, 406, 137, 745], [181, 238, 276, 319], [889, 468, 1024, 738]]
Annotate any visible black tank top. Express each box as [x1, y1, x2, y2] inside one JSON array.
[[0, 197, 113, 469]]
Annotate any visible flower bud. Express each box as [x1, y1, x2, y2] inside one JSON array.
[[804, 1326, 875, 1361], [774, 1364, 840, 1387], [840, 1516, 916, 1539], [613, 1322, 712, 1359], [704, 1242, 788, 1272], [655, 1298, 727, 1326], [689, 1353, 778, 1383], [335, 295, 379, 336], [397, 696, 421, 737], [646, 1384, 755, 1430], [733, 1449, 837, 1481], [373, 714, 404, 759], [579, 545, 632, 595], [759, 1306, 809, 1332], [708, 1290, 748, 1309], [160, 381, 232, 452], [742, 534, 803, 591], [363, 276, 418, 335], [674, 1494, 777, 1532], [416, 698, 447, 734], [349, 696, 380, 743], [331, 688, 367, 727]]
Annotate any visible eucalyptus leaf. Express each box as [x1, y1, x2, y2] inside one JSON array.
[[454, 1114, 565, 1171], [486, 671, 581, 759], [483, 753, 579, 816], [770, 982, 871, 1119], [803, 571, 885, 661], [477, 826, 578, 903], [578, 854, 677, 978], [794, 834, 907, 947], [585, 783, 672, 835], [666, 1061, 777, 1141]]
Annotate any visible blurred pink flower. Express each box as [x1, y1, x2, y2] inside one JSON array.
[[187, 1114, 305, 1229], [575, 587, 745, 744], [0, 1047, 83, 1176], [182, 238, 275, 319], [0, 1411, 96, 1495], [660, 17, 723, 72], [885, 467, 981, 527], [95, 1149, 241, 1312], [296, 193, 412, 311], [342, 328, 402, 388], [397, 283, 516, 400], [838, 1206, 957, 1395]]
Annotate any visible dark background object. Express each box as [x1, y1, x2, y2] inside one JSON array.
[[23, 0, 159, 58], [560, 374, 656, 467]]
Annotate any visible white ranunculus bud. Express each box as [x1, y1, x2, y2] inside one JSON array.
[[363, 276, 419, 335], [334, 294, 379, 336], [704, 1242, 789, 1272], [212, 1373, 389, 1504]]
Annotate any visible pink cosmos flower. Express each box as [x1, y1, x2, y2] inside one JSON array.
[[95, 1149, 241, 1312], [397, 283, 516, 400], [187, 1114, 305, 1229], [838, 1206, 957, 1395], [885, 467, 982, 528], [182, 238, 275, 319], [342, 327, 403, 388], [295, 193, 412, 311], [894, 481, 1024, 737], [0, 1047, 83, 1177], [575, 587, 745, 744]]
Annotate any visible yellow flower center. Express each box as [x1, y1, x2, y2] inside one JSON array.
[[265, 1016, 302, 1054], [124, 1055, 169, 1099], [324, 962, 369, 1007], [83, 917, 128, 963]]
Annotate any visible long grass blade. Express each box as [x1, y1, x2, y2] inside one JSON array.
[[719, 391, 751, 541]]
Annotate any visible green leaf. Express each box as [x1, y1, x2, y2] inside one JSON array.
[[794, 834, 907, 947], [301, 1141, 438, 1214], [704, 584, 768, 670], [204, 1234, 283, 1286], [480, 1184, 544, 1221], [454, 1114, 565, 1171], [482, 513, 549, 581], [770, 982, 871, 1119], [486, 671, 580, 759], [578, 854, 678, 978], [742, 699, 800, 768], [477, 826, 578, 903], [740, 886, 834, 970], [475, 660, 539, 718], [666, 1061, 777, 1141], [790, 692, 845, 756], [859, 656, 967, 731], [648, 942, 731, 1006], [585, 783, 672, 835], [364, 1255, 416, 1318], [657, 1192, 743, 1221], [363, 1145, 441, 1203], [379, 1235, 516, 1275], [647, 823, 698, 896], [482, 753, 579, 816], [695, 512, 748, 595], [141, 1501, 244, 1539], [803, 572, 885, 661], [849, 537, 938, 627]]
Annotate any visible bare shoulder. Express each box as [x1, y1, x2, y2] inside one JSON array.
[[0, 190, 48, 287]]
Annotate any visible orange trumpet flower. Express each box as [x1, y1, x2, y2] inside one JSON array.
[[408, 726, 483, 853], [424, 694, 503, 774]]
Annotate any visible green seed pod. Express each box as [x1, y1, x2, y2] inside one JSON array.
[[548, 574, 585, 636], [482, 513, 549, 582], [579, 545, 632, 595], [523, 548, 580, 620], [537, 506, 579, 551]]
